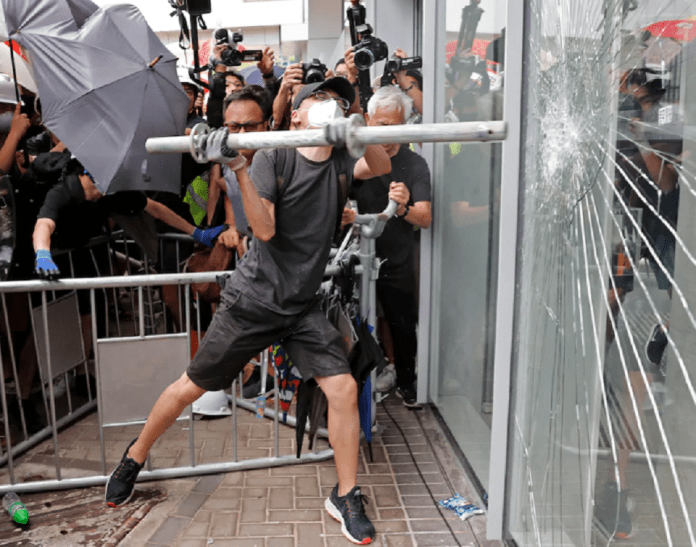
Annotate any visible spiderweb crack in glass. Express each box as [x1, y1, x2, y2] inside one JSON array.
[[507, 0, 696, 545]]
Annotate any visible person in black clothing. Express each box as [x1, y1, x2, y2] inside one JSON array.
[[346, 86, 432, 408]]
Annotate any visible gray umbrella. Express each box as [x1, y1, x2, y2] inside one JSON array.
[[3, 1, 188, 194]]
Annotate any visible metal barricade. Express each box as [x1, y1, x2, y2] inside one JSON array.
[[0, 223, 385, 493]]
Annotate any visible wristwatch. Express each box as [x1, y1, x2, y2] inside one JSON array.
[[396, 204, 410, 218]]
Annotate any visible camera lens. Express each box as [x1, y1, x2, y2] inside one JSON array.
[[305, 69, 325, 84], [354, 48, 374, 71], [220, 48, 241, 66], [386, 58, 401, 73]]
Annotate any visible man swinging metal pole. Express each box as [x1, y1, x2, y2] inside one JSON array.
[[107, 77, 392, 545]]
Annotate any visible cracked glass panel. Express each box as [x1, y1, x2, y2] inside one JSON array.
[[507, 0, 696, 545], [429, 0, 505, 493]]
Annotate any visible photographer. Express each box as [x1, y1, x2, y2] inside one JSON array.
[[391, 48, 423, 119], [270, 59, 336, 130], [344, 86, 431, 407]]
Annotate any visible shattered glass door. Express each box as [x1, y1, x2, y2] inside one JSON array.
[[506, 0, 696, 545], [429, 0, 506, 492]]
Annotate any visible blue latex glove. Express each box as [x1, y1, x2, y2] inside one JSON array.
[[193, 224, 228, 247], [35, 249, 60, 280]]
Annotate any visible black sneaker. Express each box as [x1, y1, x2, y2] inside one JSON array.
[[105, 438, 144, 507], [396, 386, 422, 409], [325, 484, 375, 545], [645, 324, 668, 365]]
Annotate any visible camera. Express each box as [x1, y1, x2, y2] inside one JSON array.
[[386, 55, 422, 74], [302, 59, 327, 84], [214, 29, 263, 67], [353, 24, 388, 70]]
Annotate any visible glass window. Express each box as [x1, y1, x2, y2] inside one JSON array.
[[429, 0, 507, 493], [506, 0, 696, 544]]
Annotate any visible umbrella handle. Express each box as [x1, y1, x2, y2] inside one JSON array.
[[148, 55, 164, 69]]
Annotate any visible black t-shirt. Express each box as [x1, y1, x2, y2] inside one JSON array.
[[229, 147, 357, 315], [39, 178, 148, 249], [351, 145, 431, 287]]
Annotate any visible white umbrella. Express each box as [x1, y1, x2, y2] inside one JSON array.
[[0, 6, 7, 43], [0, 43, 36, 92]]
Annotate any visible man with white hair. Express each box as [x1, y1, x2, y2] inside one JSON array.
[[346, 86, 432, 407]]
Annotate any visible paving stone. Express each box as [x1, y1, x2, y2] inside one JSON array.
[[179, 520, 209, 538], [192, 473, 226, 493], [318, 466, 338, 486], [375, 519, 410, 533], [373, 485, 401, 508], [296, 522, 325, 547], [209, 511, 239, 536], [358, 473, 395, 485], [268, 509, 323, 522], [239, 523, 294, 537], [296, 497, 326, 510], [246, 476, 294, 487], [367, 463, 393, 474], [174, 493, 209, 518], [405, 506, 446, 519], [296, 476, 321, 497], [384, 535, 416, 547], [268, 487, 294, 509], [379, 507, 407, 520], [197, 540, 265, 547], [409, 519, 455, 533], [242, 487, 270, 499], [220, 472, 244, 486], [401, 495, 436, 507], [270, 464, 318, 476], [397, 484, 450, 497], [148, 516, 190, 545], [267, 538, 295, 547], [172, 539, 210, 547]]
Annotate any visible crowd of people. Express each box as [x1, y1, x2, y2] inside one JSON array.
[[0, 26, 434, 545]]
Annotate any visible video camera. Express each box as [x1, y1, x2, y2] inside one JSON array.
[[385, 55, 422, 74], [353, 24, 389, 71], [213, 29, 263, 67], [302, 59, 327, 84]]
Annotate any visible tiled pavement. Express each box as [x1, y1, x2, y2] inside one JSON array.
[[3, 392, 501, 547]]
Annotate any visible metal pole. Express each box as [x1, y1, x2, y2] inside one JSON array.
[[146, 121, 508, 155]]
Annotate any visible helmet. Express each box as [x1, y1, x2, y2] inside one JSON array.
[[192, 390, 232, 416], [0, 74, 18, 105], [177, 65, 200, 93]]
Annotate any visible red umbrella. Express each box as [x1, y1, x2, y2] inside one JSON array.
[[644, 19, 696, 42], [446, 38, 490, 63]]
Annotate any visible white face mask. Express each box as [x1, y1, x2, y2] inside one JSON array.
[[0, 111, 14, 133], [307, 99, 344, 128]]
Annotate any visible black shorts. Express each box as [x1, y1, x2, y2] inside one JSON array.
[[186, 287, 351, 391]]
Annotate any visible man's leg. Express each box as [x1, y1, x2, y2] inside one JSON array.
[[128, 372, 206, 464], [315, 373, 359, 495], [106, 372, 206, 506]]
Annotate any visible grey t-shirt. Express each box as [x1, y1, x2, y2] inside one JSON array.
[[229, 147, 356, 315]]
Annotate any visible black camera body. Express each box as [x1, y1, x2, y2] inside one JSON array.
[[302, 59, 327, 84], [386, 55, 423, 74], [184, 0, 211, 16], [353, 24, 388, 71], [215, 29, 263, 67]]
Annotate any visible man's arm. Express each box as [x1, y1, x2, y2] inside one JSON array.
[[207, 164, 224, 225], [388, 181, 431, 228], [236, 164, 275, 241], [354, 144, 391, 179], [33, 217, 56, 252], [0, 104, 31, 175]]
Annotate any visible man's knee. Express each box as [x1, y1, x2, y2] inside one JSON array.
[[318, 374, 358, 410], [168, 373, 207, 406]]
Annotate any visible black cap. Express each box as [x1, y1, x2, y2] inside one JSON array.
[[292, 77, 356, 111]]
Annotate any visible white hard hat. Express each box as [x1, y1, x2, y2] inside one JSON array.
[[177, 65, 199, 90], [0, 74, 18, 105], [192, 390, 232, 416]]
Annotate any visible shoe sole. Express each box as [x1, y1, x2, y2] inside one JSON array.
[[324, 498, 373, 545], [395, 390, 423, 409]]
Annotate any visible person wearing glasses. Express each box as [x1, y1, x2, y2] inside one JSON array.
[[105, 77, 391, 545], [205, 85, 273, 257]]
